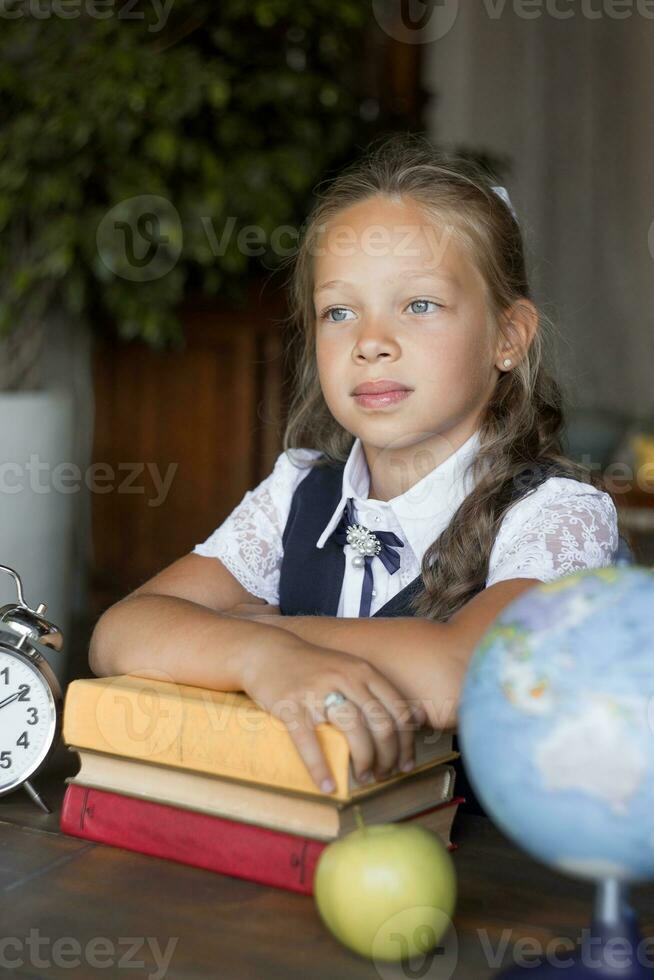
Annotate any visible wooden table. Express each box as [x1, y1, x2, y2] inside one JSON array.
[[2, 743, 654, 979]]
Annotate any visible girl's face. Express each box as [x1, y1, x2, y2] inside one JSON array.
[[313, 194, 504, 465]]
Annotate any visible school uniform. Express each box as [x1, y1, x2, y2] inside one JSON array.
[[193, 429, 628, 815]]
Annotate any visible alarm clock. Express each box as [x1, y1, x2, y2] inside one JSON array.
[[0, 564, 64, 813]]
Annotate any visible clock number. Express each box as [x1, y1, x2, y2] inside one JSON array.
[[27, 707, 38, 725], [0, 751, 11, 769], [17, 731, 29, 749], [17, 684, 30, 701], [0, 667, 8, 684]]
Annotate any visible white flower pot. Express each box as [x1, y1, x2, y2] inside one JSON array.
[[0, 387, 75, 687]]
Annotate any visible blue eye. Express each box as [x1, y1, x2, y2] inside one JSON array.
[[408, 299, 440, 314], [319, 299, 443, 322], [321, 307, 353, 323]]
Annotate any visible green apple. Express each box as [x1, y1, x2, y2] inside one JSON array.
[[313, 811, 457, 963]]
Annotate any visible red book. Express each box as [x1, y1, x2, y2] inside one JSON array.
[[60, 784, 464, 896]]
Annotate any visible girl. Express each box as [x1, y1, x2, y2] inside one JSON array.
[[90, 133, 629, 803]]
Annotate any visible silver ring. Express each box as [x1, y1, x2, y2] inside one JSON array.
[[323, 690, 348, 713]]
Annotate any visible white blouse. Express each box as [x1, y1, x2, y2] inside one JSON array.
[[192, 429, 619, 616]]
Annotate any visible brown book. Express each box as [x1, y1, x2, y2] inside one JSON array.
[[65, 746, 459, 841], [399, 798, 462, 849]]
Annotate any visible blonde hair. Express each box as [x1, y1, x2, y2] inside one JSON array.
[[278, 131, 629, 622]]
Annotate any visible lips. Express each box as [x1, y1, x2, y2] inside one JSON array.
[[351, 379, 412, 395]]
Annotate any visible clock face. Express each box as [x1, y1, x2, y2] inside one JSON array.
[[0, 647, 57, 793]]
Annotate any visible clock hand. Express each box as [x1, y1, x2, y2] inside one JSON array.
[[0, 690, 21, 710]]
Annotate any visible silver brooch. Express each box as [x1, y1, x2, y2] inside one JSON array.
[[345, 523, 381, 568]]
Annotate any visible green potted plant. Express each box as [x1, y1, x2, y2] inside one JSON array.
[[0, 0, 371, 681]]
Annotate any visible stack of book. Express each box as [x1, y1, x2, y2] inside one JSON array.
[[60, 675, 464, 895]]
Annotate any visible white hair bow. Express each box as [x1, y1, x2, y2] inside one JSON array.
[[491, 185, 518, 222]]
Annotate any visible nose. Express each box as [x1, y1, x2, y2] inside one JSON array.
[[352, 317, 400, 363]]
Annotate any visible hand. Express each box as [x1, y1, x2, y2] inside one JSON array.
[[0, 690, 20, 710], [225, 601, 281, 620], [240, 639, 427, 794]]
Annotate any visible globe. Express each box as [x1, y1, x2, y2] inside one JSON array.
[[458, 566, 654, 884]]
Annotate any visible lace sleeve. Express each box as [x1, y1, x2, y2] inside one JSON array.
[[486, 477, 619, 587], [192, 448, 322, 604]]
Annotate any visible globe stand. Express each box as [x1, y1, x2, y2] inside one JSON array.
[[498, 879, 651, 978]]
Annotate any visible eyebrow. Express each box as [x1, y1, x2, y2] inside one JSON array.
[[314, 270, 459, 294]]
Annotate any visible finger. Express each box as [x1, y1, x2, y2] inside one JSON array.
[[321, 684, 400, 781], [224, 604, 255, 617], [357, 691, 401, 778], [350, 677, 415, 777], [233, 600, 269, 615], [251, 603, 280, 617], [280, 701, 339, 793], [308, 691, 377, 784], [366, 677, 421, 774]]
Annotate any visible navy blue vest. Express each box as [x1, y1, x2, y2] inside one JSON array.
[[279, 456, 633, 815]]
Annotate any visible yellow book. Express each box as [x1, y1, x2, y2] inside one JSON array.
[[62, 674, 455, 802]]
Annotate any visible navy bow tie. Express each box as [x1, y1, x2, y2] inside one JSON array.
[[330, 497, 404, 617]]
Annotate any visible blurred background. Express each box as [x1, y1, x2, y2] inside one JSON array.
[[0, 0, 653, 691]]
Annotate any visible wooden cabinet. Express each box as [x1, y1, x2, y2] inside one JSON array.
[[90, 284, 290, 616], [616, 487, 654, 567]]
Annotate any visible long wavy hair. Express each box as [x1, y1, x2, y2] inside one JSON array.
[[278, 131, 629, 622]]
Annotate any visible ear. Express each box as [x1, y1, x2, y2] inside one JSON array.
[[494, 298, 539, 372]]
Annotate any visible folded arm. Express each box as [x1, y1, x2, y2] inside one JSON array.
[[225, 577, 543, 729]]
